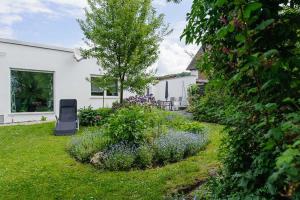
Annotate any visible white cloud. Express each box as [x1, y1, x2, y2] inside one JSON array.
[[155, 40, 198, 75], [0, 0, 52, 15], [0, 15, 22, 25], [153, 20, 199, 75], [47, 0, 87, 8], [153, 0, 167, 7], [0, 26, 14, 38], [0, 0, 53, 38]]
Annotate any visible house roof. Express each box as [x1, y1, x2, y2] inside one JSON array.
[[157, 72, 192, 81], [0, 38, 73, 53], [186, 48, 204, 71]]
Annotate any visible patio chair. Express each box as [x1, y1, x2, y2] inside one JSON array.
[[54, 99, 79, 136]]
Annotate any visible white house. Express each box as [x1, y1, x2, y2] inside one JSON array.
[[148, 49, 208, 107], [148, 73, 197, 106], [0, 38, 128, 124]]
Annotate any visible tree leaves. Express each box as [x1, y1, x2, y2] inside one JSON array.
[[256, 19, 274, 30], [244, 2, 262, 19], [80, 0, 169, 102], [181, 0, 300, 198]]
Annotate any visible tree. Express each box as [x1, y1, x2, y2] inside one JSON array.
[[79, 0, 170, 103], [179, 0, 300, 199]]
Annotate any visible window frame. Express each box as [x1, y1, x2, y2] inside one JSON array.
[[10, 68, 55, 114], [106, 80, 118, 97], [90, 76, 105, 97]]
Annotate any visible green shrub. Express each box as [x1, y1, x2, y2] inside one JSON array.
[[188, 80, 237, 125], [135, 145, 153, 169], [68, 130, 109, 162], [96, 108, 113, 124], [105, 106, 152, 145], [179, 121, 206, 135], [78, 106, 113, 126], [183, 0, 300, 198], [78, 106, 101, 126]]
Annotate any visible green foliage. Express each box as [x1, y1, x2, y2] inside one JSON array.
[[78, 106, 113, 126], [67, 130, 109, 162], [135, 144, 153, 169], [79, 0, 170, 102], [189, 80, 238, 125], [101, 142, 136, 171], [183, 0, 300, 199], [105, 106, 153, 145], [97, 108, 114, 124], [71, 105, 209, 171], [153, 131, 209, 165]]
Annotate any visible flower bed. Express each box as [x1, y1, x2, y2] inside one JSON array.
[[68, 105, 209, 171]]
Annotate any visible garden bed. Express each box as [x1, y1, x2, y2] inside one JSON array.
[[0, 121, 222, 199], [71, 106, 210, 171]]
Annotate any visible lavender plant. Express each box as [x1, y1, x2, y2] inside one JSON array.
[[112, 95, 158, 110], [153, 131, 209, 164], [101, 142, 137, 171], [68, 130, 109, 162]]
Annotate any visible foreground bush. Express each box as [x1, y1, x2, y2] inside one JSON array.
[[183, 0, 300, 198]]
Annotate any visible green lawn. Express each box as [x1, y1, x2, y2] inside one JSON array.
[[0, 122, 222, 200]]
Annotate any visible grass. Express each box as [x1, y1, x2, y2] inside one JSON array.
[[0, 122, 222, 200]]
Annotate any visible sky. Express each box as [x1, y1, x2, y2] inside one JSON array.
[[0, 0, 198, 75]]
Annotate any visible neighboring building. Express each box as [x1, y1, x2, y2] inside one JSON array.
[[0, 38, 130, 124], [186, 48, 208, 84], [147, 48, 209, 107], [148, 72, 197, 106]]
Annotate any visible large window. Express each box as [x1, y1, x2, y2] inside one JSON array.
[[91, 76, 104, 96], [11, 70, 54, 113]]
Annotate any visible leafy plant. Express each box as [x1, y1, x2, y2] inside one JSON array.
[[105, 106, 153, 145], [135, 144, 153, 169], [181, 0, 300, 198], [68, 130, 109, 162], [153, 131, 209, 165], [78, 106, 113, 126]]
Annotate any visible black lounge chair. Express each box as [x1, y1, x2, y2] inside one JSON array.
[[54, 99, 79, 136]]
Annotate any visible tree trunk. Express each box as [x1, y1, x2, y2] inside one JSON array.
[[102, 95, 105, 108], [120, 81, 124, 104]]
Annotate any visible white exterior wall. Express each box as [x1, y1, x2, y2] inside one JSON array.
[[0, 39, 125, 124], [149, 75, 197, 104]]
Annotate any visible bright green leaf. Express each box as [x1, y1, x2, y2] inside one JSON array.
[[256, 19, 274, 30], [244, 2, 262, 19]]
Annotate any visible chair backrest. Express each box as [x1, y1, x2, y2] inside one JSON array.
[[59, 99, 77, 122]]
